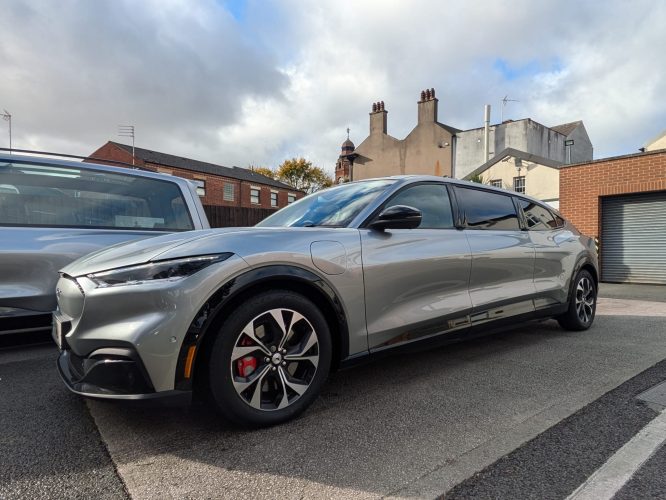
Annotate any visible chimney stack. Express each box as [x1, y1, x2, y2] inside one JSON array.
[[417, 88, 438, 124], [370, 100, 387, 135]]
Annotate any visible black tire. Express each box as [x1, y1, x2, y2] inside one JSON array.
[[208, 290, 331, 427], [557, 269, 597, 331]]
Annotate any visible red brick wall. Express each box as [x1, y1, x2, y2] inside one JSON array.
[[559, 150, 666, 238], [88, 142, 303, 208]]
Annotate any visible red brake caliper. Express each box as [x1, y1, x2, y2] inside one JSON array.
[[237, 336, 258, 377]]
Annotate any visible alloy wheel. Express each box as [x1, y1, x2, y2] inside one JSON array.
[[575, 276, 595, 324], [229, 308, 319, 411]]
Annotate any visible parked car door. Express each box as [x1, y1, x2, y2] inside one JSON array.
[[360, 182, 473, 350], [453, 186, 536, 325], [515, 198, 578, 309]]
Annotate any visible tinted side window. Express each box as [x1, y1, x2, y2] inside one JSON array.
[[553, 213, 565, 229], [456, 187, 520, 230], [385, 184, 453, 229], [517, 199, 557, 230], [0, 161, 194, 230]]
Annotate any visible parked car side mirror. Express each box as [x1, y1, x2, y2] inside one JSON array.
[[369, 205, 422, 231]]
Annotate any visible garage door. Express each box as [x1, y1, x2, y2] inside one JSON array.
[[601, 192, 666, 284]]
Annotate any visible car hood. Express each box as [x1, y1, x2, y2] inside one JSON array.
[[61, 228, 253, 276], [61, 226, 356, 277]]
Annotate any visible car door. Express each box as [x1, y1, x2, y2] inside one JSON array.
[[453, 186, 536, 325], [515, 198, 578, 309], [360, 182, 473, 350]]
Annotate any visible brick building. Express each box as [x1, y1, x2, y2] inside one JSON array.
[[89, 141, 303, 209], [559, 149, 666, 284]]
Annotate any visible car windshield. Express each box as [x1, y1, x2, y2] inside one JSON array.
[[257, 179, 395, 227]]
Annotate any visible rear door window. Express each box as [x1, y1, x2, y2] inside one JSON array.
[[0, 161, 193, 230], [516, 199, 558, 230], [455, 187, 520, 230]]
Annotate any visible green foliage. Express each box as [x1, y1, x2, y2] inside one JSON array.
[[468, 173, 485, 184], [275, 157, 334, 192]]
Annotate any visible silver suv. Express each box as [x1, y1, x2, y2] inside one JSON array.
[[0, 153, 209, 337], [53, 176, 598, 426]]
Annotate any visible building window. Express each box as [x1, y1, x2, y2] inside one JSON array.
[[223, 183, 234, 201], [250, 188, 260, 205], [490, 179, 502, 188], [288, 194, 296, 204], [513, 176, 525, 194], [192, 179, 205, 197], [270, 191, 278, 207]]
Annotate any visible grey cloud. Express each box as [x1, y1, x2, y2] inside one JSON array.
[[0, 0, 287, 158]]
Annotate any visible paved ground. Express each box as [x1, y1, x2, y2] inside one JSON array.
[[599, 282, 666, 302], [0, 345, 127, 499], [2, 284, 666, 499]]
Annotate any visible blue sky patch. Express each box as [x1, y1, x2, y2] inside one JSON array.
[[221, 0, 247, 22], [493, 58, 563, 80]]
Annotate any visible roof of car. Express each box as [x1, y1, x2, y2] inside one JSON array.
[[0, 152, 195, 186], [350, 174, 557, 210]]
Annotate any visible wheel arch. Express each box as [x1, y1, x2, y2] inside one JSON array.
[[174, 265, 349, 392], [565, 256, 599, 304]]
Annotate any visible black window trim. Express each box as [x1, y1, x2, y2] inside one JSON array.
[[360, 180, 457, 230], [453, 184, 522, 231]]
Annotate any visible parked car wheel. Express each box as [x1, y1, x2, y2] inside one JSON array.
[[557, 269, 597, 331], [208, 290, 332, 427]]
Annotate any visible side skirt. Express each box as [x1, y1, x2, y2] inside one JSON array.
[[338, 304, 567, 370]]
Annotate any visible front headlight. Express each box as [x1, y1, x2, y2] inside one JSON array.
[[87, 253, 232, 288]]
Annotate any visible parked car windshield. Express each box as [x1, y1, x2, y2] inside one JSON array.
[[257, 179, 395, 227], [0, 160, 194, 230]]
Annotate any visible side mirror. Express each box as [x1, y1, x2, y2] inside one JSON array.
[[369, 205, 422, 231]]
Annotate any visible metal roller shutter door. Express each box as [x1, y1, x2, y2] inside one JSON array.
[[601, 192, 666, 284]]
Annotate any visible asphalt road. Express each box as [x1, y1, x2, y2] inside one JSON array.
[[1, 284, 666, 499]]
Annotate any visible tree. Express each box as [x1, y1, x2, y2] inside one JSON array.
[[249, 166, 276, 179], [275, 157, 333, 193]]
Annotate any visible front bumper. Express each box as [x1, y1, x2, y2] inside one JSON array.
[[57, 347, 186, 400]]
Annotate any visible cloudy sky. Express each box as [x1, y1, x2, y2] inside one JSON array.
[[1, 0, 665, 174]]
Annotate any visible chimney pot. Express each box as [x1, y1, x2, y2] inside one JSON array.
[[431, 88, 435, 98], [420, 90, 426, 102], [380, 101, 385, 110], [425, 89, 431, 100], [372, 102, 377, 112]]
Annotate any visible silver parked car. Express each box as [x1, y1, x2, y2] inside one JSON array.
[[0, 153, 209, 337], [53, 176, 598, 426]]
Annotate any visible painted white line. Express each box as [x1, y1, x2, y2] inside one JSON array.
[[566, 409, 666, 500]]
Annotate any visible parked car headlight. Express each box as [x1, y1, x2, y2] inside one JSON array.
[[87, 253, 233, 288]]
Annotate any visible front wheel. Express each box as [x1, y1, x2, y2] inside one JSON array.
[[557, 269, 597, 331], [208, 290, 331, 427]]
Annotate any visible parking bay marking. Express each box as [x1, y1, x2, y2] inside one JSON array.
[[566, 408, 666, 500]]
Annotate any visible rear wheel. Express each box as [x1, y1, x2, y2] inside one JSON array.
[[557, 269, 597, 331], [208, 290, 331, 427]]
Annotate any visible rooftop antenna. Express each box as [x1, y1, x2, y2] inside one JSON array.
[[118, 125, 135, 165], [500, 95, 519, 123], [1, 110, 11, 154]]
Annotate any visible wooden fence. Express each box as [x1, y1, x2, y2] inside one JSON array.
[[203, 205, 278, 228]]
